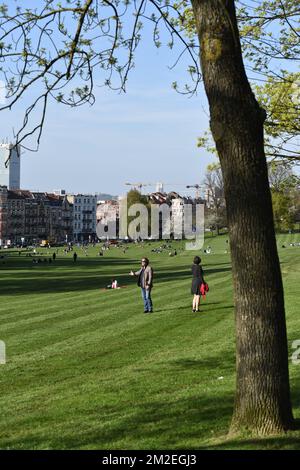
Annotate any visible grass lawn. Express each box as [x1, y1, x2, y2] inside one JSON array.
[[0, 234, 300, 450]]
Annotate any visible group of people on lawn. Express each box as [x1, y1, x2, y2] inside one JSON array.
[[129, 255, 207, 314]]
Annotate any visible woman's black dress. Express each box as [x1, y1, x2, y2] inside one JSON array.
[[191, 264, 204, 295]]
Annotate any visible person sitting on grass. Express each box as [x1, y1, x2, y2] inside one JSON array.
[[191, 256, 204, 313], [130, 257, 154, 314]]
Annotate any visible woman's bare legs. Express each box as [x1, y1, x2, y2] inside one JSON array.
[[192, 295, 197, 311], [193, 295, 200, 311]]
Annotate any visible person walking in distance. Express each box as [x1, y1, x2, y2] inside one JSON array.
[[130, 257, 153, 313], [191, 256, 204, 312], [73, 252, 78, 263]]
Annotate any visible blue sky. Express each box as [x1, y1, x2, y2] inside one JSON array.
[[0, 2, 215, 197], [17, 82, 212, 196]]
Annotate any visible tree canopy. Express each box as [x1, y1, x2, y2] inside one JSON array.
[[183, 0, 300, 163], [0, 0, 201, 154]]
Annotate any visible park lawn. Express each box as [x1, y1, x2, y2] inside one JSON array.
[[0, 234, 300, 450]]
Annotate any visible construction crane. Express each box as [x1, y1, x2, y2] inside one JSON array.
[[125, 182, 205, 197], [125, 182, 184, 193], [186, 184, 205, 199], [125, 182, 152, 192]]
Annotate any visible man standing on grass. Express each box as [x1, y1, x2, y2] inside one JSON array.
[[130, 257, 154, 314]]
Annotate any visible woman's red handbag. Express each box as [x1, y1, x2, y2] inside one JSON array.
[[200, 282, 209, 299]]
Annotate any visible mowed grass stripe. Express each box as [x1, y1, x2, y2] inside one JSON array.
[[0, 264, 233, 329], [0, 237, 300, 449]]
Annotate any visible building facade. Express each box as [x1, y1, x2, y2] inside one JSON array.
[[148, 191, 205, 239], [0, 186, 73, 245], [67, 193, 97, 241], [96, 199, 119, 239], [96, 200, 119, 225], [0, 143, 21, 189], [0, 185, 8, 245]]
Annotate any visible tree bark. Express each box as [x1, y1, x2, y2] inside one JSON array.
[[191, 0, 294, 434]]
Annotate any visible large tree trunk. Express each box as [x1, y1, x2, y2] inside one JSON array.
[[191, 0, 294, 434]]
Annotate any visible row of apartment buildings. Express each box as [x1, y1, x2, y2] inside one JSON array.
[[0, 185, 206, 245], [96, 191, 206, 239], [0, 186, 98, 245]]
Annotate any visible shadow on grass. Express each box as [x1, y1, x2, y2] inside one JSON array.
[[1, 257, 137, 269], [169, 355, 235, 372], [202, 434, 300, 450], [0, 260, 232, 296], [159, 304, 233, 314], [1, 353, 299, 449], [290, 381, 300, 418], [0, 393, 234, 450], [10, 397, 299, 449]]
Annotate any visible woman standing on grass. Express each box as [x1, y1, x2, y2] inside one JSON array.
[[191, 256, 204, 312]]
